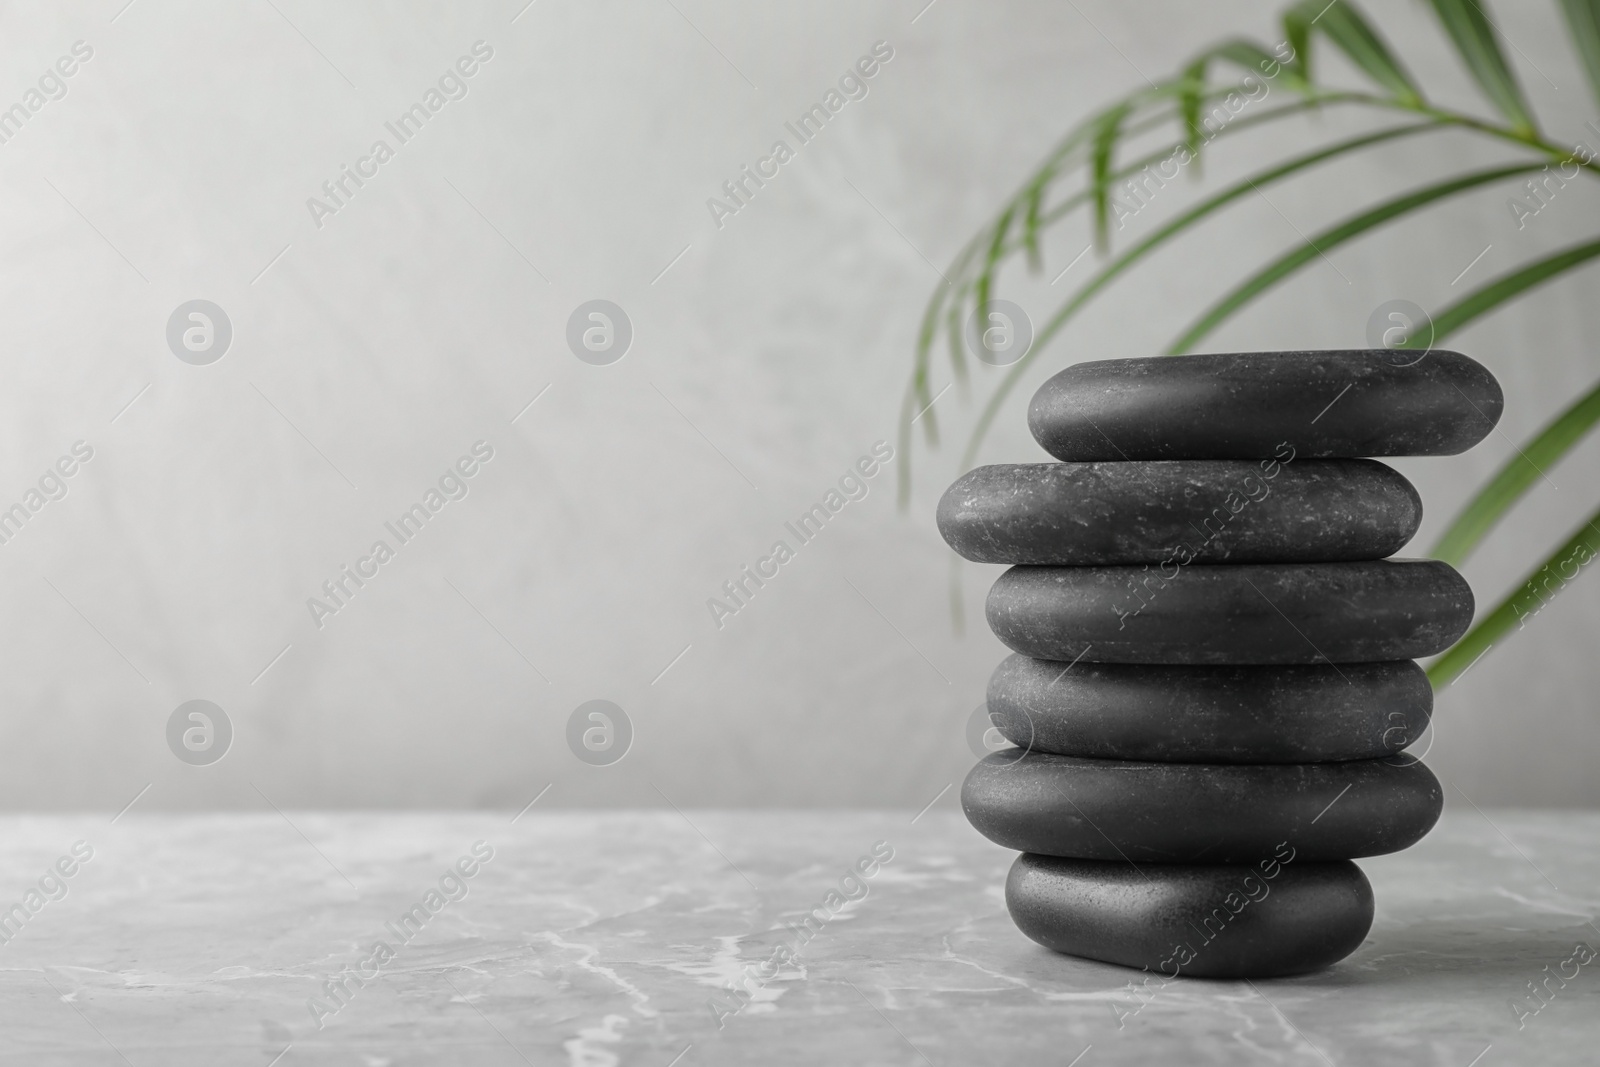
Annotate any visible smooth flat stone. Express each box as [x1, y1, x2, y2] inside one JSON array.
[[986, 558, 1472, 664], [961, 749, 1442, 862], [1006, 853, 1374, 978], [937, 459, 1420, 565], [1028, 350, 1502, 461], [987, 654, 1431, 763]]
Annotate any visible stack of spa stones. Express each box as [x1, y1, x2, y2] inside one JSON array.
[[937, 350, 1501, 978]]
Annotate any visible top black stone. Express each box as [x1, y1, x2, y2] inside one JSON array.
[[1028, 350, 1502, 461]]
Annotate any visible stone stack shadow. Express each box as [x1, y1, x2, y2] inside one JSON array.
[[938, 350, 1502, 978]]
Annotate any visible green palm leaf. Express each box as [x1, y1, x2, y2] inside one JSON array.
[[950, 96, 1180, 392], [1559, 0, 1600, 109], [901, 93, 1384, 502], [1180, 60, 1207, 155], [1024, 97, 1372, 240], [1428, 0, 1537, 135], [1309, 0, 1424, 104], [1406, 235, 1600, 342], [1412, 237, 1600, 573], [1282, 3, 1315, 81], [955, 123, 1444, 471], [903, 0, 1600, 688], [1167, 162, 1544, 354], [1212, 40, 1304, 86], [1432, 379, 1600, 564], [1406, 236, 1600, 687], [1429, 502, 1600, 686], [1023, 181, 1046, 273], [1091, 104, 1134, 250]]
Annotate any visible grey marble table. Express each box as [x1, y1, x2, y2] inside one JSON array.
[[0, 809, 1595, 1065]]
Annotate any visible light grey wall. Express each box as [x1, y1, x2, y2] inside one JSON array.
[[1, 0, 1597, 810]]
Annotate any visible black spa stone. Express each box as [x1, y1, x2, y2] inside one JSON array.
[[1006, 853, 1373, 978], [1028, 350, 1502, 461], [986, 655, 1431, 763], [986, 558, 1472, 664], [937, 459, 1420, 565], [961, 749, 1442, 862]]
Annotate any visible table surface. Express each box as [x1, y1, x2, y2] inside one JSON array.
[[0, 809, 1596, 1066]]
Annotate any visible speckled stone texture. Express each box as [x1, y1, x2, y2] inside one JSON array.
[[986, 654, 1431, 763], [961, 749, 1443, 863], [1006, 853, 1375, 978], [985, 558, 1473, 663], [938, 459, 1422, 565], [1028, 350, 1502, 461]]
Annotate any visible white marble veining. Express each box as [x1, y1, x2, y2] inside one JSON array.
[[0, 810, 1595, 1064]]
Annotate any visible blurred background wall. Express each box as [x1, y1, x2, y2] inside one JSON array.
[[0, 0, 1596, 810]]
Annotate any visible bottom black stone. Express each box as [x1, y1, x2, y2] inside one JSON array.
[[1006, 852, 1374, 978]]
